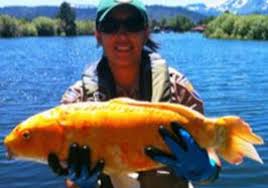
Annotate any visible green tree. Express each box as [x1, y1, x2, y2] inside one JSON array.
[[33, 17, 57, 36], [210, 28, 228, 39], [0, 15, 19, 37], [246, 15, 268, 40], [76, 20, 94, 35], [204, 14, 231, 37], [19, 22, 38, 37], [57, 2, 76, 36], [197, 16, 215, 25], [232, 17, 250, 39], [221, 14, 236, 36], [205, 14, 268, 40], [261, 17, 268, 40], [168, 15, 193, 32], [160, 17, 167, 29]]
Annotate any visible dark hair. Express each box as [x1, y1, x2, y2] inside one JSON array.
[[145, 38, 159, 52]]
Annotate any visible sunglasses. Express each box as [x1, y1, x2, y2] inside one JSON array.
[[98, 16, 146, 34]]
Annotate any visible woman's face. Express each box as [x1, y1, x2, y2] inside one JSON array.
[[95, 6, 149, 69]]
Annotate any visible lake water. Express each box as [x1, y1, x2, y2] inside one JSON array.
[[0, 33, 267, 188]]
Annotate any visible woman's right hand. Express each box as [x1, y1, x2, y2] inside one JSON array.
[[48, 143, 104, 188]]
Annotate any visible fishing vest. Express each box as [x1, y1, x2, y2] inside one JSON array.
[[81, 49, 171, 102]]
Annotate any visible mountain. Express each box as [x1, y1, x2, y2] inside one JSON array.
[[0, 6, 97, 20], [0, 6, 59, 19], [216, 0, 268, 14], [146, 5, 206, 22], [1, 1, 268, 23], [185, 0, 268, 16], [0, 5, 206, 22], [185, 3, 220, 16]]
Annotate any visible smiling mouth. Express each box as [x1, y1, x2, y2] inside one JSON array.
[[115, 45, 132, 52]]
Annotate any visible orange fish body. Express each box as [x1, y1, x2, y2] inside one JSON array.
[[4, 98, 264, 175]]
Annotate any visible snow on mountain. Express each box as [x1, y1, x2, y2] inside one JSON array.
[[186, 0, 268, 16], [216, 0, 268, 14], [185, 3, 220, 16]]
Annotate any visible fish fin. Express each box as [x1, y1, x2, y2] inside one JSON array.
[[110, 97, 137, 104], [110, 97, 202, 121], [216, 116, 264, 165], [109, 173, 140, 188]]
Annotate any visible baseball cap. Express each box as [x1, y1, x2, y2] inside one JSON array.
[[96, 0, 148, 25]]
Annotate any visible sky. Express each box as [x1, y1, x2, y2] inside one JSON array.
[[0, 0, 228, 7]]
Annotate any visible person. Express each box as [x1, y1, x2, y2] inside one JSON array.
[[48, 0, 221, 188]]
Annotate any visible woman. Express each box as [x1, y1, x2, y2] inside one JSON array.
[[48, 0, 221, 188]]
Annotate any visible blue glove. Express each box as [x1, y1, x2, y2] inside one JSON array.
[[145, 122, 219, 182], [48, 143, 104, 188]]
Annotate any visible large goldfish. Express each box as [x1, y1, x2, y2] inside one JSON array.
[[4, 98, 264, 180]]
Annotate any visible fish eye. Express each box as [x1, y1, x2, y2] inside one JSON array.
[[22, 131, 31, 140]]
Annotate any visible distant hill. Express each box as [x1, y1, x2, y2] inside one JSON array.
[[185, 3, 220, 16], [146, 5, 206, 22], [0, 6, 59, 20], [0, 5, 206, 22], [0, 6, 97, 20]]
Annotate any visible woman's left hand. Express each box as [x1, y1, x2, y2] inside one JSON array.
[[48, 144, 104, 188], [145, 122, 219, 182]]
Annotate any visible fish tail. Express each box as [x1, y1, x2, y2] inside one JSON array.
[[216, 116, 264, 165]]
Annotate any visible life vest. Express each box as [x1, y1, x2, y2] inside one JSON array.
[[81, 49, 171, 102]]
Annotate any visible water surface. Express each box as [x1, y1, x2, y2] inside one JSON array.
[[0, 33, 267, 187]]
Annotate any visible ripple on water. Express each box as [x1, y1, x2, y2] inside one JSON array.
[[1, 34, 268, 188]]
